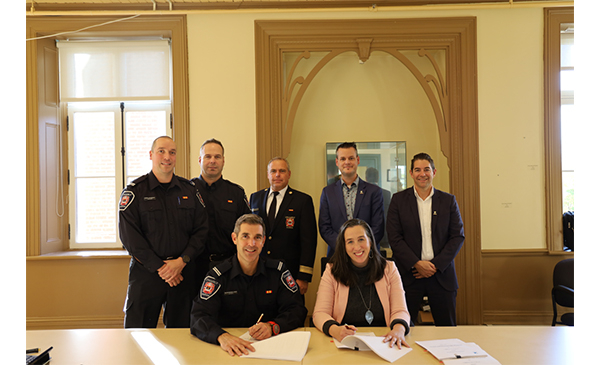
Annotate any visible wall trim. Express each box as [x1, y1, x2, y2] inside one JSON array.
[[24, 0, 574, 13], [543, 7, 574, 252], [27, 316, 126, 330], [483, 310, 556, 326], [482, 249, 574, 257]]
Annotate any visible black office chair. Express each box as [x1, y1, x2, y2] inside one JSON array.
[[551, 258, 574, 326]]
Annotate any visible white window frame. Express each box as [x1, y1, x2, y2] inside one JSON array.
[[67, 101, 172, 249]]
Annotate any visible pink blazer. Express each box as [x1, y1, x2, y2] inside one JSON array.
[[313, 261, 410, 331]]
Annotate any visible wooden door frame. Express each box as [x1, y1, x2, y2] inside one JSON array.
[[254, 17, 482, 324]]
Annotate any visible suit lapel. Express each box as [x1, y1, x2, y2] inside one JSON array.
[[275, 188, 293, 226], [353, 178, 366, 217], [431, 188, 440, 248], [261, 188, 273, 233], [408, 187, 421, 232], [333, 180, 347, 219], [260, 189, 269, 219], [408, 187, 422, 244]]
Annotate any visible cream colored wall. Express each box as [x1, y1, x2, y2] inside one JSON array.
[[476, 9, 546, 250], [186, 7, 548, 316], [187, 7, 547, 252]]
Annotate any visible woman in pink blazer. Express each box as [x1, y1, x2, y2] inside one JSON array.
[[313, 219, 411, 349]]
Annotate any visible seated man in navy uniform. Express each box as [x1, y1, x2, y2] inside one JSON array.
[[190, 214, 307, 356]]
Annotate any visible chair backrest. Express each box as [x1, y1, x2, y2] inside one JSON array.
[[552, 258, 574, 308], [553, 258, 574, 289]]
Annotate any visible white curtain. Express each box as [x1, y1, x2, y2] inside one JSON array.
[[57, 40, 171, 101]]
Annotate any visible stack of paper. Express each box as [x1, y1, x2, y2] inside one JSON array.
[[335, 334, 412, 363], [239, 331, 311, 362], [416, 339, 501, 364]]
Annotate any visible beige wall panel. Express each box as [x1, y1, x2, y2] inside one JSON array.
[[26, 257, 130, 329], [481, 252, 573, 325]]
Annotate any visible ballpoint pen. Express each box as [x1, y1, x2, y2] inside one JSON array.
[[256, 313, 264, 324]]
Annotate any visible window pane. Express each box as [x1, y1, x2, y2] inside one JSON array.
[[562, 171, 574, 212], [125, 110, 168, 178], [560, 28, 574, 68], [560, 70, 575, 92], [560, 104, 575, 171], [73, 111, 115, 177], [76, 177, 116, 243]]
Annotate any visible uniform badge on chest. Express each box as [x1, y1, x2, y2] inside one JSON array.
[[285, 216, 295, 229]]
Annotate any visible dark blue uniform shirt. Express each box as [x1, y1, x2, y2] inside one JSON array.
[[190, 255, 307, 344], [119, 172, 208, 272]]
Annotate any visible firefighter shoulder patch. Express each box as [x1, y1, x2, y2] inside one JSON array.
[[281, 270, 298, 293], [119, 191, 135, 211], [200, 276, 221, 300]]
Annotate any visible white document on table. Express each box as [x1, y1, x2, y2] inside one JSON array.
[[443, 353, 502, 365], [336, 334, 413, 363], [333, 332, 376, 350], [416, 339, 500, 364], [239, 331, 311, 362]]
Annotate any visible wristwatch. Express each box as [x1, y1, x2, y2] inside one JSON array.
[[268, 321, 280, 336], [180, 255, 190, 264]]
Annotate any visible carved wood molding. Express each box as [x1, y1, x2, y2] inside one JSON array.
[[25, 0, 568, 13], [544, 7, 574, 252], [255, 17, 481, 324]]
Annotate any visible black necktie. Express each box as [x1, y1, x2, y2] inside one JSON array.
[[268, 191, 279, 227]]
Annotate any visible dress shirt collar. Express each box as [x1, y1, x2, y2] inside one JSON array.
[[340, 175, 359, 189], [413, 185, 435, 202], [269, 185, 289, 197]]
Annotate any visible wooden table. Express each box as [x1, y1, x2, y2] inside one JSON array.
[[304, 326, 574, 365], [26, 325, 573, 364]]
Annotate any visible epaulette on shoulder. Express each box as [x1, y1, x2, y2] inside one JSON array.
[[176, 175, 196, 187], [224, 179, 246, 192], [210, 259, 233, 277], [128, 174, 148, 188], [265, 258, 285, 272]]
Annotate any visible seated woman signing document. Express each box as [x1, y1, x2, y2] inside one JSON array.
[[313, 219, 411, 349]]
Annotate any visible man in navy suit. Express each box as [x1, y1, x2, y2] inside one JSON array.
[[319, 142, 385, 257], [386, 152, 464, 326], [249, 157, 317, 295]]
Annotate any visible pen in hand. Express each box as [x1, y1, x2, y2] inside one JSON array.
[[249, 313, 268, 341]]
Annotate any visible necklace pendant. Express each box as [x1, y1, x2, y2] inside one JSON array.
[[365, 310, 374, 325]]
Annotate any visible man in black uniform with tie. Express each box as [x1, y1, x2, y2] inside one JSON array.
[[191, 214, 307, 356], [249, 157, 317, 295], [119, 136, 208, 328], [192, 138, 251, 293]]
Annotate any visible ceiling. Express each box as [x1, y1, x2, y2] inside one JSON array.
[[26, 0, 571, 13]]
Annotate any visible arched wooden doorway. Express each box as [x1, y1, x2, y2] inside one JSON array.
[[255, 17, 482, 324]]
